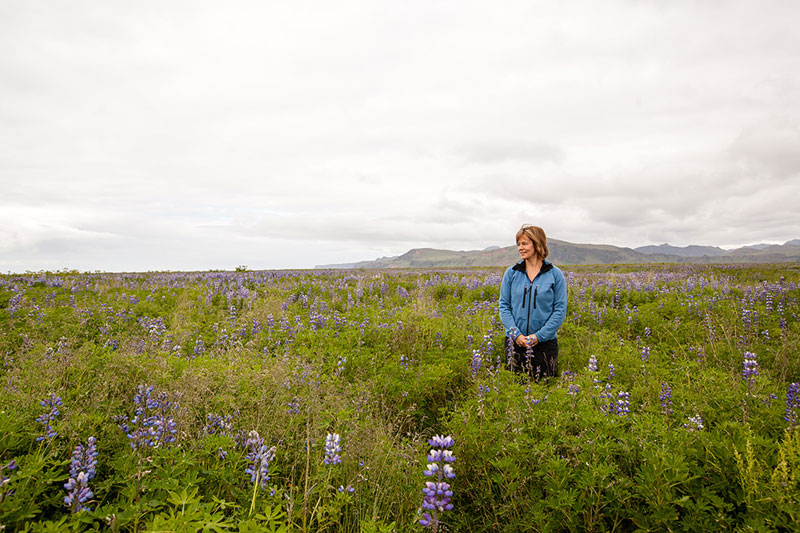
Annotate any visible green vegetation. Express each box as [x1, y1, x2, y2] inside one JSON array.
[[0, 264, 799, 531]]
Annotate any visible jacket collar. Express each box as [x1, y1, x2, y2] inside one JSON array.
[[512, 259, 554, 274]]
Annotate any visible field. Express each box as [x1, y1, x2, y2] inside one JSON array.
[[1, 263, 799, 532]]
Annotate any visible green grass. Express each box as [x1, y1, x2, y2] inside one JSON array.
[[0, 264, 799, 531]]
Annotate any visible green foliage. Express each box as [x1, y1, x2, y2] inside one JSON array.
[[0, 264, 799, 530]]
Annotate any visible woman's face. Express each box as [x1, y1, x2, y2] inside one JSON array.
[[517, 235, 536, 261]]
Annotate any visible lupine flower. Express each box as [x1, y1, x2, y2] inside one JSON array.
[[337, 484, 355, 493], [64, 437, 98, 512], [743, 352, 759, 385], [785, 382, 800, 427], [116, 385, 178, 450], [420, 435, 456, 529], [683, 414, 704, 432], [598, 384, 614, 415], [471, 349, 482, 377], [640, 346, 650, 363], [587, 354, 598, 373], [761, 393, 778, 407], [567, 384, 580, 396], [660, 382, 673, 416], [505, 337, 516, 370], [287, 397, 300, 415], [614, 391, 631, 416], [1, 459, 17, 503], [334, 356, 347, 377], [244, 431, 276, 489], [193, 338, 205, 358], [35, 393, 63, 442], [323, 433, 342, 465], [695, 346, 706, 363], [608, 363, 615, 379], [204, 413, 234, 436]]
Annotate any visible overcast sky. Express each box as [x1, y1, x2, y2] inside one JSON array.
[[2, 0, 799, 272]]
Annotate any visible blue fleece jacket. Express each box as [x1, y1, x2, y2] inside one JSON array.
[[498, 260, 567, 342]]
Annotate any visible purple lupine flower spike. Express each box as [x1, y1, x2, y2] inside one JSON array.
[[244, 431, 276, 489], [323, 433, 342, 465], [785, 383, 800, 427], [420, 435, 456, 529], [35, 393, 63, 442], [64, 436, 98, 512]]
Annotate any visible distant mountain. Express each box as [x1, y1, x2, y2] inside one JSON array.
[[315, 238, 800, 269], [739, 243, 774, 251], [635, 244, 726, 257]]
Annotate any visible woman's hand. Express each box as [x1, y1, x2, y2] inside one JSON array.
[[515, 334, 539, 348]]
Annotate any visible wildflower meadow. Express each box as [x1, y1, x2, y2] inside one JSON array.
[[1, 263, 799, 531]]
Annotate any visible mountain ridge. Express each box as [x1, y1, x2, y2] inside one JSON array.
[[316, 239, 800, 268]]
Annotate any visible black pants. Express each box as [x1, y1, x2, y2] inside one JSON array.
[[506, 337, 559, 379]]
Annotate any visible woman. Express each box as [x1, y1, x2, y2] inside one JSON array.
[[498, 225, 567, 378]]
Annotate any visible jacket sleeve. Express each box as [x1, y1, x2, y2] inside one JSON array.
[[533, 269, 567, 342], [498, 269, 520, 340]]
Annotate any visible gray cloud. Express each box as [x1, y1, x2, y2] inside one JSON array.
[[2, 1, 800, 270], [456, 141, 565, 165], [729, 120, 800, 179]]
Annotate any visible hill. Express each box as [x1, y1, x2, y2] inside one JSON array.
[[635, 244, 726, 257], [316, 239, 800, 268]]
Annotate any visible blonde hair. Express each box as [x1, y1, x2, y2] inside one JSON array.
[[515, 224, 549, 259]]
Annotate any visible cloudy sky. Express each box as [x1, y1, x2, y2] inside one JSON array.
[[2, 0, 799, 272]]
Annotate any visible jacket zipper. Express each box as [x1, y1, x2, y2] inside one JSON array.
[[526, 280, 533, 335]]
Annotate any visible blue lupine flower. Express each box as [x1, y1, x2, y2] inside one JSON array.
[[599, 384, 614, 415], [193, 338, 206, 358], [323, 433, 342, 465], [334, 356, 347, 377], [683, 414, 704, 432], [35, 393, 63, 442], [1, 459, 18, 503], [660, 382, 673, 416], [614, 391, 631, 416], [204, 413, 234, 437], [287, 397, 301, 415], [116, 385, 178, 450], [420, 435, 456, 529], [63, 436, 98, 512], [785, 382, 800, 427], [587, 354, 598, 373], [244, 431, 276, 489], [471, 349, 482, 377], [743, 352, 759, 385]]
